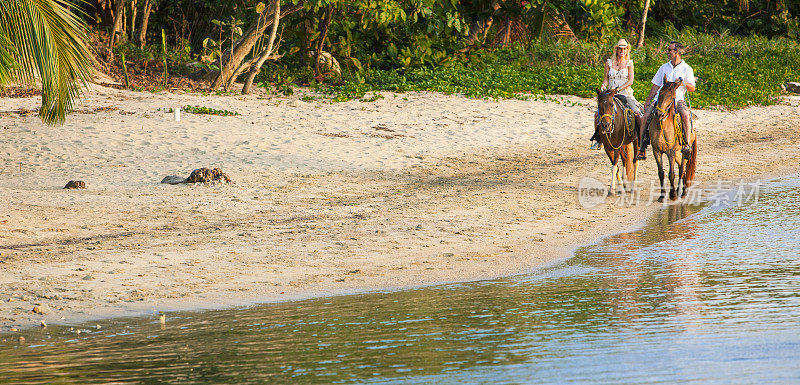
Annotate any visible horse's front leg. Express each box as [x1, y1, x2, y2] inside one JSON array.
[[668, 154, 677, 200], [678, 158, 688, 198], [609, 163, 618, 196], [607, 148, 622, 196], [655, 153, 666, 203], [622, 143, 637, 194]]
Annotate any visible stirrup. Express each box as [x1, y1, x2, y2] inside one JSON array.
[[681, 145, 692, 157], [636, 148, 647, 160], [589, 141, 602, 150]]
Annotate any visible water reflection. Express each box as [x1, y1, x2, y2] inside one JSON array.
[[1, 178, 799, 384]]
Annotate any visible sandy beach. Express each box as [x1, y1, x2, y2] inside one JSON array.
[[1, 85, 799, 330]]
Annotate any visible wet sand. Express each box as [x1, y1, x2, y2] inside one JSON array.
[[1, 86, 799, 330]]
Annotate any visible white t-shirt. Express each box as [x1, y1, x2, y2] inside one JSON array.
[[651, 60, 695, 102]]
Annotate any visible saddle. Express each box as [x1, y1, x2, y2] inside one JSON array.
[[612, 95, 637, 137], [674, 114, 686, 146], [642, 102, 692, 147]]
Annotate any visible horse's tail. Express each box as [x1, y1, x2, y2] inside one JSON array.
[[685, 140, 697, 187]]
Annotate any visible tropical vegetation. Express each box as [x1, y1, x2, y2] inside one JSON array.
[[1, 0, 799, 123], [0, 0, 94, 124]]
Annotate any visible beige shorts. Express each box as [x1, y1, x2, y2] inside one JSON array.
[[646, 100, 692, 132], [622, 95, 641, 115]]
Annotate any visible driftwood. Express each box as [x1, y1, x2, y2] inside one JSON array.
[[161, 168, 231, 185], [186, 168, 231, 184], [64, 180, 86, 189]]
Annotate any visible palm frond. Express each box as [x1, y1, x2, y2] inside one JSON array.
[[0, 0, 95, 124], [546, 13, 578, 44], [0, 35, 16, 86], [529, 6, 578, 45]]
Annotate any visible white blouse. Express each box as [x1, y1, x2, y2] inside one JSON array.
[[607, 59, 634, 98]]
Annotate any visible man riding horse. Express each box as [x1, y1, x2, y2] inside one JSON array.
[[637, 41, 696, 160]]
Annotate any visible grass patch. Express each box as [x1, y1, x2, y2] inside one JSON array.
[[359, 93, 384, 103], [170, 105, 240, 116]]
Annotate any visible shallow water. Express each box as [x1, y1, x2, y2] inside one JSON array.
[[2, 177, 800, 384]]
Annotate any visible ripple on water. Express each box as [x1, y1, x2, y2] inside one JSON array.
[[1, 177, 800, 384]]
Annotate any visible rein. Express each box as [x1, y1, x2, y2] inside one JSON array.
[[655, 96, 679, 146], [598, 91, 616, 126], [602, 98, 626, 150], [600, 113, 614, 123], [655, 99, 674, 121]]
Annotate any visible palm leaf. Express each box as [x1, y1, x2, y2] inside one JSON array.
[[0, 0, 95, 124], [529, 5, 577, 44], [0, 35, 16, 86]]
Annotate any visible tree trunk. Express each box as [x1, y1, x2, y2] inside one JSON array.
[[211, 1, 303, 90], [502, 19, 511, 46], [137, 0, 152, 49], [109, 0, 125, 51], [314, 5, 334, 78], [93, 0, 115, 27], [242, 0, 281, 94], [129, 0, 137, 42], [464, 0, 500, 46], [121, 3, 127, 37], [637, 0, 650, 48], [465, 17, 492, 45]]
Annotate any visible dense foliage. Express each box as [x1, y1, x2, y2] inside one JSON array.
[[97, 0, 796, 110], [650, 0, 800, 39], [318, 32, 800, 110], [12, 0, 798, 124]]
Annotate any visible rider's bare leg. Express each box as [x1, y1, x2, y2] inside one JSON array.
[[678, 102, 692, 157], [635, 114, 644, 143], [590, 112, 601, 149], [637, 111, 649, 159]]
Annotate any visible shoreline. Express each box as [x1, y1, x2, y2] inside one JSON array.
[[1, 86, 799, 331]]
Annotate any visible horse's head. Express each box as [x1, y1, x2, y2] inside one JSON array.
[[596, 88, 617, 134], [654, 75, 682, 121]]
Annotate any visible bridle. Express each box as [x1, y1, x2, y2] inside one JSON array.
[[655, 98, 674, 121], [654, 83, 678, 122], [598, 92, 617, 134], [597, 95, 627, 149], [653, 91, 679, 146]]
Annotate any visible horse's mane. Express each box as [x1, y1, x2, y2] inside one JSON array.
[[597, 89, 617, 106], [658, 80, 680, 99], [599, 89, 616, 98]]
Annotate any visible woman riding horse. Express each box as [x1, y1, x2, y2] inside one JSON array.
[[590, 39, 644, 150], [595, 88, 639, 194]]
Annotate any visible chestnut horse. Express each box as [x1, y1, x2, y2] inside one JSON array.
[[595, 89, 639, 194], [648, 77, 698, 202]]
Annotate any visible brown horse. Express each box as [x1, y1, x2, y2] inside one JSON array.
[[648, 77, 698, 202], [595, 89, 639, 194]]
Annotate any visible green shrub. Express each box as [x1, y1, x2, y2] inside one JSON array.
[[181, 105, 240, 116], [322, 32, 800, 110]]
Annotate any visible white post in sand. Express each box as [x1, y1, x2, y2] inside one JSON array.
[[174, 106, 181, 122]]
